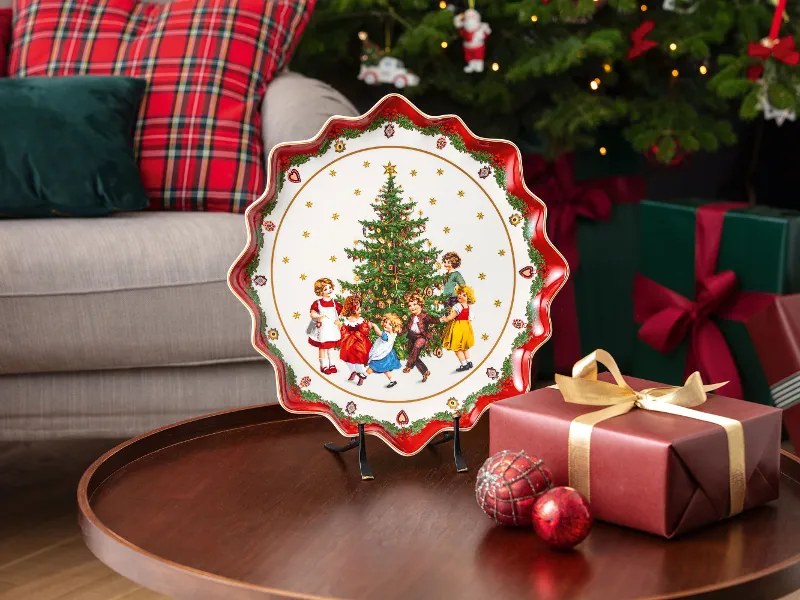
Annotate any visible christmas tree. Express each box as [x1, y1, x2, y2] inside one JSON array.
[[338, 168, 444, 359], [291, 0, 799, 164]]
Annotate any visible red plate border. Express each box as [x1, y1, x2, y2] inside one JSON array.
[[228, 93, 568, 456]]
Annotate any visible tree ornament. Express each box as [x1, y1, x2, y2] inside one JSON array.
[[454, 5, 491, 74], [476, 450, 553, 526], [645, 137, 687, 166], [627, 21, 657, 61], [357, 32, 420, 89], [662, 0, 697, 13], [531, 487, 593, 549]]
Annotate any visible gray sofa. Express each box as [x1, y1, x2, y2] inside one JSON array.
[[0, 71, 358, 440]]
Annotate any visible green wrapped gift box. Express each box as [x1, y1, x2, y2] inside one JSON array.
[[524, 146, 644, 378], [632, 199, 800, 405]]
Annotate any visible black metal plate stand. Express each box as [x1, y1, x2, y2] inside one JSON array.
[[429, 416, 468, 473], [325, 418, 467, 480], [325, 423, 374, 480]]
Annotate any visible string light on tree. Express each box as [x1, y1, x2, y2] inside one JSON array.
[[590, 78, 600, 90], [603, 63, 612, 72], [640, 4, 648, 11], [491, 62, 500, 71], [669, 42, 677, 51], [531, 14, 538, 22], [671, 69, 679, 77], [699, 64, 708, 75], [439, 0, 447, 7], [599, 146, 607, 155], [441, 41, 448, 48]]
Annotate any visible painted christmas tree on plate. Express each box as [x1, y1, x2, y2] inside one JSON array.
[[229, 94, 568, 455]]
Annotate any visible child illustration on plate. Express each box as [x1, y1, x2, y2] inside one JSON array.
[[307, 277, 342, 375], [339, 295, 372, 386], [402, 293, 435, 383], [441, 251, 466, 308], [439, 285, 476, 372], [366, 313, 403, 388]]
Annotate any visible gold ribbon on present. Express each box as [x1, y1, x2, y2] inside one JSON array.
[[554, 349, 747, 516]]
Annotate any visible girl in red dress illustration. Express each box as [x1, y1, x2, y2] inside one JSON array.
[[338, 295, 372, 386], [307, 277, 342, 375]]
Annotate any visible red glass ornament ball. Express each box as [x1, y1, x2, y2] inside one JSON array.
[[532, 486, 593, 549], [476, 450, 553, 527]]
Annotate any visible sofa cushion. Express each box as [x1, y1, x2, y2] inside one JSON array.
[[0, 76, 149, 217], [0, 212, 260, 374], [0, 8, 10, 77], [8, 0, 315, 213]]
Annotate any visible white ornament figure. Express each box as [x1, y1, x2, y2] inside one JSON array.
[[757, 80, 797, 126], [662, 0, 697, 14], [358, 56, 420, 89], [454, 8, 491, 73]]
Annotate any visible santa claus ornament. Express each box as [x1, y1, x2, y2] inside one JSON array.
[[475, 450, 553, 526], [453, 3, 491, 73]]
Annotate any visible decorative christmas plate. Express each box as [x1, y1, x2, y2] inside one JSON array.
[[228, 94, 568, 456]]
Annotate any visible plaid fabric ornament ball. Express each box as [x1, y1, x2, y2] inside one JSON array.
[[475, 450, 553, 526]]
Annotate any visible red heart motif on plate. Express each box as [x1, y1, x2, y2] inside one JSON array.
[[287, 168, 301, 183], [396, 410, 409, 426], [518, 266, 535, 279]]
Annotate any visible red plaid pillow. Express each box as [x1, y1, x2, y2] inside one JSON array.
[[0, 9, 11, 77], [9, 0, 314, 212]]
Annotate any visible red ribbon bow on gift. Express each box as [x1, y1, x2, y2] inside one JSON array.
[[524, 154, 644, 372], [627, 21, 658, 61], [634, 203, 776, 399], [747, 36, 800, 80]]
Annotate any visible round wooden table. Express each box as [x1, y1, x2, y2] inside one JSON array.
[[79, 404, 800, 600]]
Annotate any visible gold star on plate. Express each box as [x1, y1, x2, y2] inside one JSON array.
[[354, 275, 361, 282], [410, 169, 417, 176], [300, 273, 307, 280], [481, 333, 489, 341], [330, 256, 337, 263], [293, 312, 301, 320], [478, 273, 486, 280], [384, 162, 397, 175], [427, 241, 433, 247], [354, 189, 361, 196], [418, 210, 424, 216], [436, 262, 442, 269], [498, 250, 506, 256], [494, 299, 502, 307], [282, 257, 290, 264], [443, 227, 451, 234], [332, 213, 340, 220], [458, 190, 465, 197], [306, 201, 313, 208], [465, 244, 473, 252], [302, 231, 310, 239], [329, 169, 337, 176], [429, 198, 437, 205], [363, 161, 370, 168], [477, 212, 484, 220], [437, 168, 444, 175]]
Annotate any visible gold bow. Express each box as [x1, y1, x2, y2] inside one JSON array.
[[554, 349, 747, 516]]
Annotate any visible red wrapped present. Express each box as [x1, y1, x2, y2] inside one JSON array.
[[747, 294, 800, 448], [489, 350, 781, 538]]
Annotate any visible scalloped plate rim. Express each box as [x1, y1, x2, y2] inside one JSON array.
[[227, 93, 569, 457]]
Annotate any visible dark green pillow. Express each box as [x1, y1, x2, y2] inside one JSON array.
[[0, 76, 149, 217]]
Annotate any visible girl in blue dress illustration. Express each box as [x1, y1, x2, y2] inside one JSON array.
[[366, 313, 403, 388]]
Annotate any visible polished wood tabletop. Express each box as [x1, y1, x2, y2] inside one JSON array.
[[79, 404, 800, 600]]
